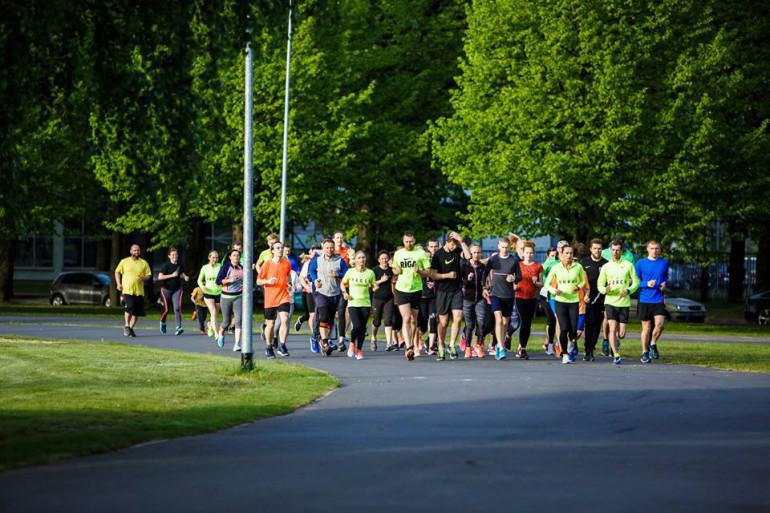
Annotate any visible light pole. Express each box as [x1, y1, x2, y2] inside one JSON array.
[[241, 34, 255, 370], [279, 0, 293, 244]]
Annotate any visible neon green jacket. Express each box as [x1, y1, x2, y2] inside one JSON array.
[[545, 262, 585, 303], [597, 259, 639, 307]]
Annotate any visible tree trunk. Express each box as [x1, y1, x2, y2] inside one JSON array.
[[356, 222, 371, 260], [699, 266, 710, 303], [109, 230, 120, 308], [728, 236, 745, 302], [0, 240, 15, 303], [756, 231, 770, 293], [232, 224, 243, 246], [95, 237, 110, 271]]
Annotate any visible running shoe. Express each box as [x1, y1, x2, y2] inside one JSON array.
[[474, 344, 485, 358], [545, 343, 554, 356], [370, 339, 377, 352], [488, 345, 496, 356], [328, 340, 339, 352], [519, 348, 529, 360], [123, 326, 130, 337], [602, 339, 610, 356], [175, 326, 184, 336], [347, 344, 356, 358], [436, 347, 445, 361], [613, 356, 622, 365], [459, 335, 467, 352], [355, 349, 364, 360], [583, 350, 594, 362], [233, 342, 241, 352], [555, 343, 562, 357], [562, 354, 571, 364], [650, 344, 660, 359], [323, 341, 334, 356], [277, 343, 290, 357], [399, 342, 406, 350], [294, 319, 302, 332], [338, 338, 348, 353], [568, 353, 576, 363], [265, 346, 276, 359], [640, 352, 651, 364], [160, 322, 167, 334], [386, 342, 397, 352], [449, 346, 459, 360], [405, 347, 415, 361], [310, 337, 320, 354], [568, 342, 577, 358], [216, 335, 224, 348], [129, 328, 137, 337], [199, 329, 206, 335], [428, 344, 438, 356], [464, 347, 473, 359], [495, 346, 507, 361]]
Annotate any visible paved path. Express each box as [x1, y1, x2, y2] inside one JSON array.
[[1, 317, 770, 513]]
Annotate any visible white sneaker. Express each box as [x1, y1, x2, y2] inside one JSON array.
[[347, 344, 356, 358], [562, 354, 571, 364], [233, 343, 241, 352], [546, 343, 555, 356]]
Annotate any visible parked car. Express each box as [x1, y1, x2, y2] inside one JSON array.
[[50, 272, 112, 307], [664, 297, 706, 322], [745, 290, 770, 325]]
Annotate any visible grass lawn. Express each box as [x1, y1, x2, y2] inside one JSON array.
[[0, 337, 338, 471], [656, 341, 770, 373]]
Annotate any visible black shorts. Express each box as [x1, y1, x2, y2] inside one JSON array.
[[491, 296, 515, 317], [265, 302, 291, 320], [395, 290, 421, 309], [123, 294, 146, 317], [303, 291, 315, 312], [203, 293, 221, 304], [605, 305, 629, 323], [638, 302, 666, 321], [435, 289, 463, 316]]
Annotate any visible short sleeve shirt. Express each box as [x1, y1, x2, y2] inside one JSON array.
[[393, 248, 430, 293], [342, 268, 376, 307], [431, 247, 463, 293], [160, 261, 185, 292], [372, 266, 394, 300], [116, 257, 151, 296], [516, 262, 543, 300], [258, 258, 292, 308]]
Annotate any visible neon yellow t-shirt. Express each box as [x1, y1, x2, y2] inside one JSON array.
[[342, 268, 376, 308], [115, 257, 151, 296], [393, 248, 430, 293]]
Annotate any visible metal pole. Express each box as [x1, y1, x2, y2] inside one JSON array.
[[279, 0, 293, 243], [241, 40, 255, 369]]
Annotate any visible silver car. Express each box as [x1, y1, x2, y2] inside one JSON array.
[[49, 272, 112, 307], [664, 297, 706, 322]]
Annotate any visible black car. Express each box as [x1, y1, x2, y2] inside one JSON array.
[[50, 271, 112, 307], [745, 290, 770, 325]]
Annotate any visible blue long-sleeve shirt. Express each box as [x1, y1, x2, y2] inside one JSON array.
[[635, 258, 669, 304]]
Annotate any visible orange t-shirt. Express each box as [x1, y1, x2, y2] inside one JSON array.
[[258, 258, 292, 308], [336, 246, 350, 265], [516, 261, 543, 300]]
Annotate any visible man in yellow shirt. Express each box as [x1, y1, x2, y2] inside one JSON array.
[[115, 244, 152, 337]]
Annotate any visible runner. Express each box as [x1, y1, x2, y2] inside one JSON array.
[[484, 237, 521, 361], [635, 239, 669, 363], [157, 247, 190, 336], [197, 250, 222, 339], [418, 238, 440, 355], [255, 234, 279, 273], [432, 232, 471, 359], [215, 249, 244, 352], [114, 244, 152, 337], [333, 231, 352, 350], [600, 235, 633, 355], [515, 241, 543, 359], [545, 244, 585, 364], [539, 246, 559, 355], [257, 241, 293, 358], [461, 244, 489, 360], [371, 250, 395, 352], [190, 285, 208, 335], [296, 246, 319, 345], [308, 239, 348, 356], [597, 239, 640, 365], [601, 235, 635, 264], [341, 251, 377, 360], [580, 239, 607, 361], [392, 232, 432, 361]]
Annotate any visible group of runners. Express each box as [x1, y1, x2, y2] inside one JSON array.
[[114, 230, 670, 365]]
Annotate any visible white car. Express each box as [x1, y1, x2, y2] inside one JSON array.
[[663, 297, 706, 322]]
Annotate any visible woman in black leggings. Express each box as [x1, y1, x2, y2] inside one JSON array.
[[514, 242, 543, 359], [545, 245, 585, 364]]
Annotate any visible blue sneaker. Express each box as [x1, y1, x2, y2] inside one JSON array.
[[265, 346, 276, 359], [650, 344, 660, 359], [568, 353, 576, 363], [328, 340, 339, 352], [613, 356, 622, 365], [601, 339, 610, 356], [310, 337, 320, 354], [159, 322, 167, 334], [495, 346, 507, 361], [216, 334, 225, 348], [640, 352, 651, 364]]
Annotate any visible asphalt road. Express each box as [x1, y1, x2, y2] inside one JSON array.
[[1, 316, 770, 513]]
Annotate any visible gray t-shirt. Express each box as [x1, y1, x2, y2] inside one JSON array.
[[485, 254, 521, 299]]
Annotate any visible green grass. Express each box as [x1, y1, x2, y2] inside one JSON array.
[[527, 318, 770, 338], [0, 337, 338, 471], [652, 341, 770, 373]]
